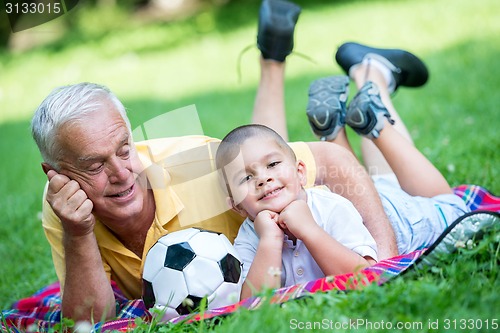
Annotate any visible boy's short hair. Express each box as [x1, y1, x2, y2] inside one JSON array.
[[215, 124, 296, 197], [215, 124, 296, 169]]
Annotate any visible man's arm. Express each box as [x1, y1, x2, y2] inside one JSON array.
[[45, 170, 116, 321], [62, 233, 115, 321], [307, 142, 398, 260]]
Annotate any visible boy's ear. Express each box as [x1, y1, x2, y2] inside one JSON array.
[[226, 197, 248, 218], [297, 160, 307, 186]]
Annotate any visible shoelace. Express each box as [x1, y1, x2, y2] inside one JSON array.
[[235, 43, 316, 84]]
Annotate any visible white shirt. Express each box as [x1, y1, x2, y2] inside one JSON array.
[[234, 187, 378, 287]]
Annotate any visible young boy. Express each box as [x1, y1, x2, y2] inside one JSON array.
[[216, 43, 470, 300], [215, 124, 378, 300]]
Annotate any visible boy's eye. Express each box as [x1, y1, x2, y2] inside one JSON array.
[[240, 175, 252, 184], [268, 161, 281, 168]]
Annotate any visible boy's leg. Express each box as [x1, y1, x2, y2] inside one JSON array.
[[352, 62, 414, 176], [304, 77, 398, 259], [337, 43, 452, 197], [370, 115, 453, 197], [306, 75, 357, 154]]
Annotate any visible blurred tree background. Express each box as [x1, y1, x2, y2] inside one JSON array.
[[0, 0, 345, 52], [1, 0, 221, 50]]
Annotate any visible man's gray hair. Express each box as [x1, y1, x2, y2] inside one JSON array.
[[31, 82, 131, 169]]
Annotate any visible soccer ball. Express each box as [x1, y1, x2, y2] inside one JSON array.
[[142, 228, 243, 320]]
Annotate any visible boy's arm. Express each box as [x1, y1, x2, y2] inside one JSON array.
[[307, 142, 398, 260], [240, 211, 284, 300], [240, 233, 283, 300], [301, 226, 376, 276], [279, 200, 376, 277]]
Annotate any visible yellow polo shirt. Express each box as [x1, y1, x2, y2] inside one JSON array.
[[42, 135, 316, 299]]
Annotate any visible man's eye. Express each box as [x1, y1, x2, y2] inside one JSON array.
[[119, 146, 130, 158], [89, 164, 104, 173]]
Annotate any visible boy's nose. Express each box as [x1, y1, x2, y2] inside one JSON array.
[[257, 175, 273, 187]]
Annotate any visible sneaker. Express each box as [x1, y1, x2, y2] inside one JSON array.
[[412, 211, 500, 270], [335, 42, 429, 92], [257, 0, 301, 62], [345, 81, 394, 139], [306, 75, 350, 141]]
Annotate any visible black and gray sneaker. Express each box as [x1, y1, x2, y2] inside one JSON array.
[[306, 75, 350, 141], [335, 42, 429, 92], [412, 211, 500, 270], [345, 81, 395, 139], [257, 0, 301, 62]]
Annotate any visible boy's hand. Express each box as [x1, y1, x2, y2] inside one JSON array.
[[45, 170, 96, 237], [254, 210, 283, 240], [278, 200, 317, 240]]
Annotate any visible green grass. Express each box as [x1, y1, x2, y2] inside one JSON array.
[[0, 0, 499, 330]]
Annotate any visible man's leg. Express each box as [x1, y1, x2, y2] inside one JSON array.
[[307, 142, 398, 260], [252, 58, 289, 141], [251, 0, 301, 141]]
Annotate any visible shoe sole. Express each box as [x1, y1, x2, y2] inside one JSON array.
[[257, 0, 301, 62], [345, 81, 393, 139], [336, 42, 429, 88], [410, 211, 500, 271], [306, 75, 349, 141]]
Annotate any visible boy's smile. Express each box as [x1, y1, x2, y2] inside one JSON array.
[[224, 136, 307, 220]]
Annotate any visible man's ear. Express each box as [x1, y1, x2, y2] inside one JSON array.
[[41, 162, 54, 175], [226, 197, 248, 218], [296, 160, 307, 187]]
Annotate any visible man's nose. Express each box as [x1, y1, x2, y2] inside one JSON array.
[[107, 157, 130, 183]]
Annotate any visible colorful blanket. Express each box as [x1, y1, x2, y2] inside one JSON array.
[[2, 184, 499, 332]]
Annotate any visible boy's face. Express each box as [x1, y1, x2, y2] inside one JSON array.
[[223, 136, 307, 220]]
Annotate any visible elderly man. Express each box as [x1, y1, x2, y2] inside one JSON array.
[[30, 1, 398, 321], [32, 82, 396, 321]]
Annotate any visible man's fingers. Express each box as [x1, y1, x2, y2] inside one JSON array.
[[76, 198, 94, 223], [48, 174, 76, 195], [67, 189, 91, 210], [46, 169, 58, 180]]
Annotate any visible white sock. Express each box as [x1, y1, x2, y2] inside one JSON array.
[[348, 53, 397, 93]]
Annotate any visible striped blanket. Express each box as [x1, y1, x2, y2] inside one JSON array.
[[2, 185, 499, 332]]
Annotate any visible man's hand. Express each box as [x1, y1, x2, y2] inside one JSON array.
[[45, 170, 95, 237]]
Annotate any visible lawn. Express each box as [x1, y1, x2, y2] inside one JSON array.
[[0, 0, 499, 331]]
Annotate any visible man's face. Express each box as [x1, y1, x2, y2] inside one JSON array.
[[223, 136, 306, 220], [55, 100, 148, 228]]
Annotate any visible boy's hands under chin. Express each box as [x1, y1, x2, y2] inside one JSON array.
[[277, 200, 317, 240], [253, 199, 316, 243], [253, 210, 283, 241]]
